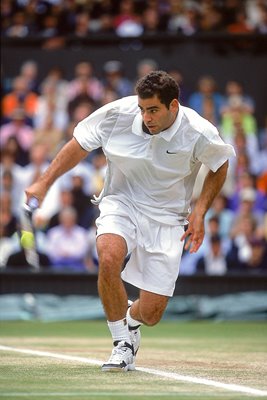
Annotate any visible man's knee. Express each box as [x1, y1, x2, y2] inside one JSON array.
[[97, 233, 127, 272], [139, 306, 165, 326], [136, 292, 169, 326]]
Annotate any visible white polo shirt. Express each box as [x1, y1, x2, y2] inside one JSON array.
[[73, 95, 235, 225]]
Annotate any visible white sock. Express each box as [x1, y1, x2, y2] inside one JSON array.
[[126, 306, 142, 329], [107, 318, 131, 345]]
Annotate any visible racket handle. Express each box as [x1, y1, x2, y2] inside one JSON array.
[[27, 197, 39, 211], [24, 197, 39, 213]]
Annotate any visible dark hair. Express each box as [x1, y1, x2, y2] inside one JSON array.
[[135, 70, 180, 108], [210, 233, 221, 243]]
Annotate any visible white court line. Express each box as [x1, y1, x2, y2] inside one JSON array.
[[0, 345, 267, 397], [0, 393, 237, 398]]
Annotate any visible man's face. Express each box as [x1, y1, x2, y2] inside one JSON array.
[[138, 95, 179, 135]]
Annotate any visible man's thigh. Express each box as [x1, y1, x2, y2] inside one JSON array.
[[96, 197, 137, 255], [96, 233, 128, 270]]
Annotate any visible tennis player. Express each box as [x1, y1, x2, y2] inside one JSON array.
[[25, 71, 235, 372]]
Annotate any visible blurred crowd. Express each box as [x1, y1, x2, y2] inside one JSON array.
[[1, 0, 267, 45], [1, 56, 267, 274]]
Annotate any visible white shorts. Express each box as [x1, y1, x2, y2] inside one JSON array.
[[95, 196, 185, 297]]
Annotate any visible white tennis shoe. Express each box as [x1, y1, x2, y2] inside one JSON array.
[[102, 341, 135, 372]]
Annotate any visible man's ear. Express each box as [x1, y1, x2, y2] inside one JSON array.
[[169, 99, 179, 113]]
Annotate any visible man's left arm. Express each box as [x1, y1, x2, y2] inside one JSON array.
[[181, 161, 228, 253]]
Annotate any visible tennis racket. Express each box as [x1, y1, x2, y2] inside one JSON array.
[[20, 197, 40, 271]]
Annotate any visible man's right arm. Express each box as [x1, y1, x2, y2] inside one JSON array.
[[25, 138, 89, 205]]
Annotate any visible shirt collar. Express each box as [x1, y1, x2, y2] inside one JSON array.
[[132, 105, 183, 142]]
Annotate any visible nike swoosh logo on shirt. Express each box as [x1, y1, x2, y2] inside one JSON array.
[[166, 150, 178, 154]]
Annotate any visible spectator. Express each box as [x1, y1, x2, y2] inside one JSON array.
[[20, 143, 62, 221], [0, 108, 34, 162], [70, 174, 98, 229], [40, 14, 60, 38], [47, 189, 74, 230], [142, 6, 161, 35], [73, 12, 90, 38], [4, 10, 29, 37], [22, 143, 50, 188], [46, 207, 88, 271], [228, 172, 266, 213], [20, 60, 39, 94], [234, 187, 265, 225], [102, 60, 133, 98], [167, 68, 190, 106], [231, 126, 260, 176], [68, 94, 96, 124], [257, 171, 267, 200], [99, 88, 119, 106], [226, 7, 254, 34], [34, 77, 69, 131], [220, 95, 258, 142], [188, 75, 225, 125], [94, 13, 115, 35], [40, 66, 69, 107], [199, 4, 224, 33], [221, 80, 255, 116], [239, 237, 267, 274], [67, 61, 104, 104], [113, 0, 143, 37], [246, 1, 267, 32], [180, 212, 230, 276], [202, 214, 231, 256], [254, 4, 267, 34], [1, 0, 14, 36], [1, 75, 38, 123], [167, 0, 200, 35], [227, 213, 259, 271], [1, 1, 267, 39], [65, 101, 96, 142], [196, 233, 228, 275], [136, 58, 159, 80], [33, 114, 64, 160], [205, 193, 235, 240]]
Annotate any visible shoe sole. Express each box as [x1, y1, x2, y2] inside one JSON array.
[[101, 363, 135, 372]]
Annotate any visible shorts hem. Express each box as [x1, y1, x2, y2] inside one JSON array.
[[121, 275, 175, 297]]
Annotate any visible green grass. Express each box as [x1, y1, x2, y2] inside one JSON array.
[[0, 321, 267, 400]]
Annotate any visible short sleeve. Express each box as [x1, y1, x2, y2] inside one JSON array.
[[195, 127, 236, 172], [73, 100, 122, 151], [73, 108, 105, 151]]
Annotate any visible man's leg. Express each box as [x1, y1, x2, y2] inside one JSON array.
[[126, 290, 169, 360], [97, 233, 128, 321], [97, 233, 135, 372], [129, 289, 169, 326]]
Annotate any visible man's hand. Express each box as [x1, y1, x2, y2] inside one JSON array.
[[180, 212, 205, 253], [25, 180, 48, 207]]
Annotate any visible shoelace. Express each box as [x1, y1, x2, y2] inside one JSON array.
[[107, 342, 132, 362]]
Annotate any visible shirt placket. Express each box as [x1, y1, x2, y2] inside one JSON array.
[[146, 136, 155, 160]]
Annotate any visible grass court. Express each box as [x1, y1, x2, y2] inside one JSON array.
[[0, 320, 267, 400]]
